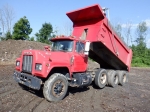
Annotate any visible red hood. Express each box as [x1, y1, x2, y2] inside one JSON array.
[[48, 51, 71, 63], [22, 50, 72, 65]]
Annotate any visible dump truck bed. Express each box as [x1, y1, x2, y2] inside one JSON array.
[[67, 4, 132, 71]]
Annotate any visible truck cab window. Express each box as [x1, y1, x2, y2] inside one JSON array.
[[76, 42, 84, 53], [80, 29, 88, 40], [51, 40, 73, 52]]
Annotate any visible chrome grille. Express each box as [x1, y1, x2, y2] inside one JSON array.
[[22, 55, 33, 73]]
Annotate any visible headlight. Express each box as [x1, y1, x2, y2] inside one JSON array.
[[35, 64, 42, 71], [16, 61, 20, 66]]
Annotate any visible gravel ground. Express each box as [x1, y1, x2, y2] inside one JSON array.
[[0, 65, 150, 112]]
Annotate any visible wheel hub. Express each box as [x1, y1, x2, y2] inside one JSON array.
[[52, 80, 65, 97], [123, 74, 126, 83], [100, 73, 106, 84], [57, 84, 63, 92]]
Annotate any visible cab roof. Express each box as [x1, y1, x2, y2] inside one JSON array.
[[50, 36, 85, 42]]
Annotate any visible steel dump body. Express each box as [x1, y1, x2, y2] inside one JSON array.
[[67, 4, 132, 71]]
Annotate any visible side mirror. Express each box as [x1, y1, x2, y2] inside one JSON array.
[[84, 41, 90, 55]]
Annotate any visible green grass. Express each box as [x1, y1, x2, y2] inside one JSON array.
[[131, 63, 150, 67]]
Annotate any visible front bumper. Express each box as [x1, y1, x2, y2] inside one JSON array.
[[13, 71, 42, 90]]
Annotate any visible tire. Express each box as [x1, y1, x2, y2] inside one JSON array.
[[117, 71, 128, 86], [94, 69, 108, 89], [107, 70, 119, 88], [43, 73, 68, 102]]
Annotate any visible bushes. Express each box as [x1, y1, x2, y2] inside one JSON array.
[[131, 45, 150, 67]]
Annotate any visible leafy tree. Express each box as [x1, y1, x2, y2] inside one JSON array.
[[12, 16, 32, 40], [0, 36, 5, 41], [29, 36, 34, 41], [5, 31, 12, 40], [135, 21, 148, 55], [131, 21, 150, 67], [135, 21, 147, 46], [35, 22, 53, 44], [0, 31, 12, 40]]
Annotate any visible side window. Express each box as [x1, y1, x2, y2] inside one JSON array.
[[80, 29, 88, 40], [76, 42, 84, 53]]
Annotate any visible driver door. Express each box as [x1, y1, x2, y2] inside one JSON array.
[[72, 41, 87, 72]]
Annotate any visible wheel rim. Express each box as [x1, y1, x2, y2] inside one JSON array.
[[100, 73, 106, 84], [123, 74, 126, 83], [114, 75, 118, 84], [52, 80, 65, 98]]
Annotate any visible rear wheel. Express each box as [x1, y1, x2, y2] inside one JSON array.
[[43, 73, 68, 102], [94, 69, 108, 88], [107, 70, 119, 88], [117, 71, 128, 86]]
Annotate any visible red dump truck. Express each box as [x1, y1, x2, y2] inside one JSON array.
[[13, 4, 132, 102]]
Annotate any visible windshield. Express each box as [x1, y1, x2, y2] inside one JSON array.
[[51, 40, 73, 52]]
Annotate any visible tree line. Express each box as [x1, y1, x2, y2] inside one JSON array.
[[0, 4, 55, 44], [0, 4, 150, 67], [130, 22, 150, 67], [0, 16, 54, 44], [111, 21, 150, 67]]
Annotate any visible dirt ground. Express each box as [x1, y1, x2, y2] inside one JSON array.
[[0, 40, 150, 112], [0, 65, 150, 112]]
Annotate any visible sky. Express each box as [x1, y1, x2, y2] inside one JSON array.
[[0, 0, 150, 46]]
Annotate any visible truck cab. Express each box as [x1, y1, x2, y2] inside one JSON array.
[[14, 35, 93, 101]]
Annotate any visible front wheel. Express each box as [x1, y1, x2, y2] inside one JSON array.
[[43, 73, 68, 102]]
